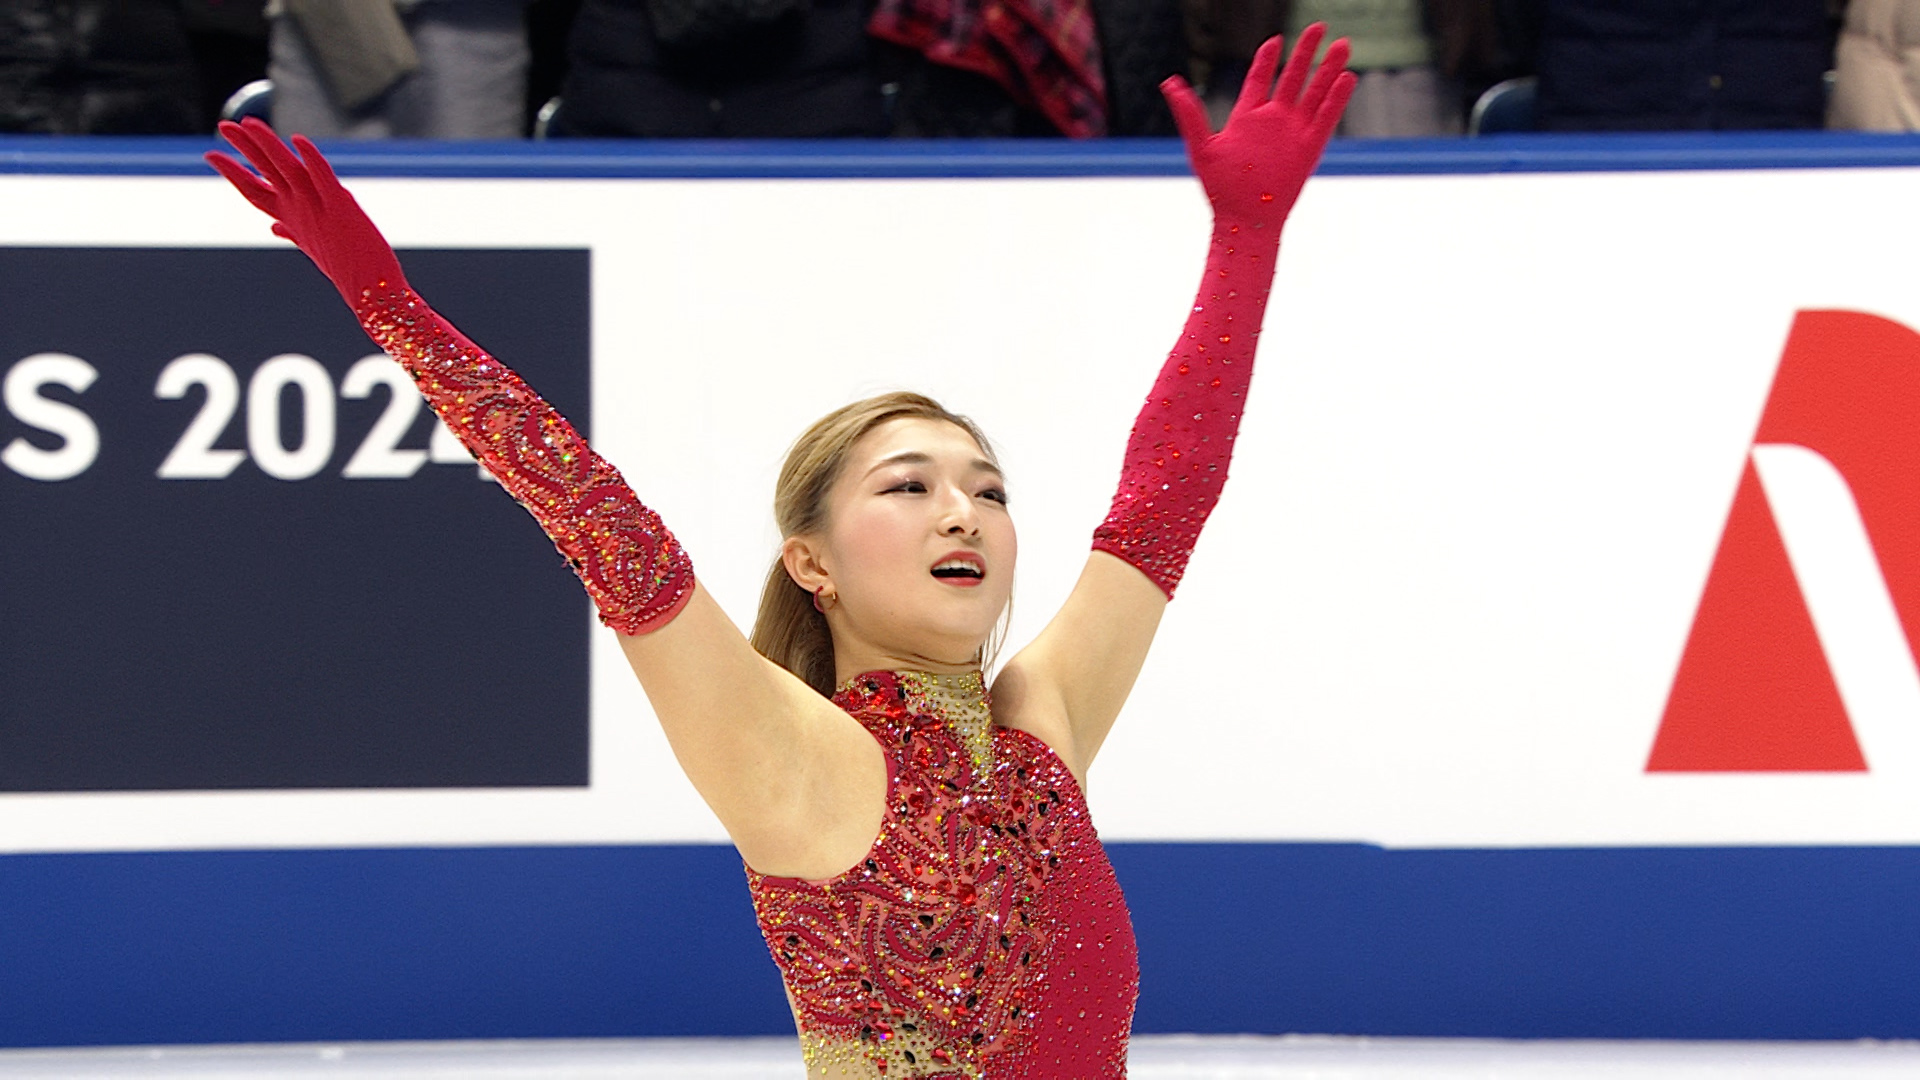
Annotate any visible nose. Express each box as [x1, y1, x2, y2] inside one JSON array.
[[936, 482, 980, 536]]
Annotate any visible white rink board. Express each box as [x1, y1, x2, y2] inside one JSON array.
[[5, 166, 1920, 852]]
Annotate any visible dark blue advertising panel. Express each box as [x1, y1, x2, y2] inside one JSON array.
[[0, 248, 591, 790]]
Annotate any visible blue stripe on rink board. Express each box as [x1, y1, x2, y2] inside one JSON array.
[[2, 133, 1920, 179], [1111, 844, 1920, 1039], [0, 845, 789, 1047], [3, 843, 1920, 1048]]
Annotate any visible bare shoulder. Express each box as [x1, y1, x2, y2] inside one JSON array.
[[616, 585, 888, 879]]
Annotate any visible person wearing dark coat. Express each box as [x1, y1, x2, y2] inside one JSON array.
[[0, 0, 202, 133], [548, 0, 891, 136], [551, 0, 1184, 136], [1531, 0, 1833, 131]]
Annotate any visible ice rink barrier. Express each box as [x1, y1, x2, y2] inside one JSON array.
[[5, 132, 1920, 1048]]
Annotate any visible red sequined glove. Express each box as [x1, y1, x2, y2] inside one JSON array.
[[1091, 26, 1354, 597], [206, 119, 694, 634]]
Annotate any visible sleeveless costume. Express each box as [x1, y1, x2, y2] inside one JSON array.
[[749, 671, 1136, 1076], [205, 38, 1349, 1076]]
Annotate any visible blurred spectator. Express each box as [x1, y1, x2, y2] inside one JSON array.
[[1185, 0, 1276, 125], [269, 0, 532, 137], [548, 0, 888, 136], [882, 45, 1061, 136], [549, 0, 1177, 137], [525, 0, 582, 131], [1187, 0, 1504, 137], [185, 0, 270, 130], [0, 0, 202, 133], [1291, 0, 1498, 135], [1828, 0, 1920, 130], [882, 45, 1056, 136], [1090, 0, 1186, 134], [1532, 0, 1831, 131], [878, 0, 1182, 136]]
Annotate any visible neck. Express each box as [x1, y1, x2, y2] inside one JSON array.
[[829, 632, 982, 688]]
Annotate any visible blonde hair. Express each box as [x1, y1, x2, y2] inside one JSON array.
[[751, 391, 1012, 697]]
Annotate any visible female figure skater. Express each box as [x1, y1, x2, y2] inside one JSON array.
[[206, 28, 1352, 1078]]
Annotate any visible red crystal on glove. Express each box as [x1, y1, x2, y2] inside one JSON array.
[[1092, 219, 1274, 597]]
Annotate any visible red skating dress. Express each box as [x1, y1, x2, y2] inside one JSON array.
[[747, 670, 1139, 1078]]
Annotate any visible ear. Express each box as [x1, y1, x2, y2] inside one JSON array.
[[781, 534, 832, 594]]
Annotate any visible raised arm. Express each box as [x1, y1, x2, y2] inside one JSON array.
[[996, 28, 1354, 778], [206, 122, 879, 877], [211, 121, 691, 635]]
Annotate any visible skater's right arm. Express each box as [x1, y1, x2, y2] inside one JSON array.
[[207, 121, 880, 877]]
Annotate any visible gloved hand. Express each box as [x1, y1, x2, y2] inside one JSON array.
[[1161, 24, 1355, 226], [205, 117, 407, 306]]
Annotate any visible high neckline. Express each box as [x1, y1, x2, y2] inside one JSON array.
[[834, 670, 995, 777]]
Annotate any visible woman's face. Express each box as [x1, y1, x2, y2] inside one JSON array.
[[798, 416, 1016, 671]]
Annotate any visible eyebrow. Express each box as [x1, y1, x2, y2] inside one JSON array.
[[865, 450, 1004, 480]]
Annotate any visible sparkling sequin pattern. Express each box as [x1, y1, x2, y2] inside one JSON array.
[[356, 284, 694, 634], [1092, 216, 1278, 599], [747, 671, 1138, 1078]]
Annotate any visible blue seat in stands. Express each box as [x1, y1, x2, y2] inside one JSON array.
[[220, 80, 274, 125], [1468, 77, 1536, 136], [534, 97, 564, 140]]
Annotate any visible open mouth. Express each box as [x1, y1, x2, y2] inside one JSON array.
[[930, 555, 985, 582]]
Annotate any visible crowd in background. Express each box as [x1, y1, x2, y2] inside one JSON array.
[[0, 0, 1913, 139]]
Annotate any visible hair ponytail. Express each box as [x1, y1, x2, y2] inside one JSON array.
[[751, 559, 837, 697]]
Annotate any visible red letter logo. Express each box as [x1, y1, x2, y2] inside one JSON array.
[[1650, 311, 1920, 772]]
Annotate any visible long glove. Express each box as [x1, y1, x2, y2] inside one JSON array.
[[206, 119, 695, 635], [1091, 25, 1354, 597]]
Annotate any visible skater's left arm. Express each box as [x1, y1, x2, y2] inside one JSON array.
[[996, 28, 1354, 780]]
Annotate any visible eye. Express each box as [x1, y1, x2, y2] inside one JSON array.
[[884, 479, 927, 494], [979, 487, 1010, 505]]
